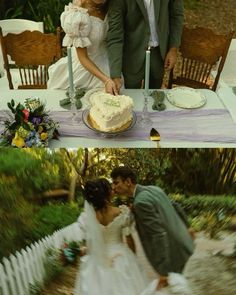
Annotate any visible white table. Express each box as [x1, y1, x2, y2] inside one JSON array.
[[0, 88, 236, 148], [220, 39, 236, 87]]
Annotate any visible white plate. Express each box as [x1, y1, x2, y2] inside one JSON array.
[[166, 87, 207, 109]]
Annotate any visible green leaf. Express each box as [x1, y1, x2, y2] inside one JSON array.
[[22, 122, 31, 131], [75, 99, 82, 110], [9, 122, 18, 130]]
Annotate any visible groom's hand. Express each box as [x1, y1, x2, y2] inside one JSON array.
[[157, 275, 168, 289], [112, 78, 122, 95]]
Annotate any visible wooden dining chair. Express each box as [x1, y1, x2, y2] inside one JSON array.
[[0, 19, 44, 35], [167, 27, 234, 91], [0, 19, 44, 76], [0, 27, 62, 89]]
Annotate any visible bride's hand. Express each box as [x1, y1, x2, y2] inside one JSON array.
[[157, 275, 168, 289], [79, 246, 87, 256]]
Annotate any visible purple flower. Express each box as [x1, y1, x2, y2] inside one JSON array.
[[31, 117, 42, 125]]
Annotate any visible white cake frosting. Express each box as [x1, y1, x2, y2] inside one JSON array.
[[89, 91, 134, 132]]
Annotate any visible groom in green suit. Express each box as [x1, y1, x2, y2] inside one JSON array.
[[107, 0, 184, 93], [111, 166, 195, 290]]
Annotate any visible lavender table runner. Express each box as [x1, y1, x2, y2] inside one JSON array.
[[1, 109, 236, 143], [51, 109, 236, 143]]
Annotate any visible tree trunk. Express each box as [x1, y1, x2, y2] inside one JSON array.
[[68, 173, 78, 202]]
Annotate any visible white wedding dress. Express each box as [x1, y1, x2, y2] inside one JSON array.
[[74, 202, 159, 295], [47, 1, 109, 90], [74, 202, 191, 295]]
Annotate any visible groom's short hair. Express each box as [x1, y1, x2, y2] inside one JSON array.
[[111, 166, 137, 183]]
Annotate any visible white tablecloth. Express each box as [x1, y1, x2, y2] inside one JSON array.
[[0, 88, 236, 148]]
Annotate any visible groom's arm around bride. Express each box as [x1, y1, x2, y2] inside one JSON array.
[[133, 185, 195, 289], [111, 166, 195, 290]]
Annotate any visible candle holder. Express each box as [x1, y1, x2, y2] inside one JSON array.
[[137, 91, 153, 127], [69, 88, 79, 125]]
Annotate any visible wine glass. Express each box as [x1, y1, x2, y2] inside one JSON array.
[[137, 91, 153, 127]]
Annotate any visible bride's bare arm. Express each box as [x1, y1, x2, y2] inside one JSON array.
[[76, 47, 118, 94], [126, 234, 136, 254]]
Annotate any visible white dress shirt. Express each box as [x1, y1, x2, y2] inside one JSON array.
[[143, 0, 159, 47]]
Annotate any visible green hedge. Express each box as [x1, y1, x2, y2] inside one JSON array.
[[0, 202, 82, 261], [32, 202, 82, 241], [170, 194, 236, 216], [170, 194, 236, 236]]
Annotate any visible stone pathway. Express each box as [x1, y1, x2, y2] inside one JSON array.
[[185, 232, 236, 295]]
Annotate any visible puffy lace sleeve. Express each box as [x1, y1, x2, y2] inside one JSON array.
[[76, 211, 87, 241], [60, 2, 92, 48], [120, 205, 135, 236]]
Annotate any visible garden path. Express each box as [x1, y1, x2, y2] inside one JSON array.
[[41, 231, 236, 295]]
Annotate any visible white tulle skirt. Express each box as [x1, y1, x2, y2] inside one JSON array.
[[73, 243, 190, 295], [74, 243, 156, 295]]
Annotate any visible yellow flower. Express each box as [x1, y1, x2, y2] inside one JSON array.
[[12, 132, 25, 148], [40, 132, 48, 141], [17, 126, 30, 139], [38, 126, 44, 133], [28, 122, 34, 130]]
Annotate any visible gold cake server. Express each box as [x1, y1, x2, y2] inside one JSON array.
[[150, 128, 161, 148]]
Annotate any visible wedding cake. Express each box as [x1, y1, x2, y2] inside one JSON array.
[[89, 91, 134, 132]]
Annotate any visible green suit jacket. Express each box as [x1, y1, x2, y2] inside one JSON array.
[[107, 0, 184, 82], [133, 184, 195, 276]]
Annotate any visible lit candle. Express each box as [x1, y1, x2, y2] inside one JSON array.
[[67, 47, 74, 96], [144, 48, 150, 94]]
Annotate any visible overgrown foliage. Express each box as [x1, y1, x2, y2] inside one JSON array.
[[170, 194, 236, 237], [1, 0, 69, 32], [0, 148, 235, 258], [0, 176, 36, 258], [184, 0, 201, 10], [79, 148, 236, 195], [33, 202, 81, 241], [0, 149, 62, 199], [1, 0, 202, 32], [171, 194, 236, 216]]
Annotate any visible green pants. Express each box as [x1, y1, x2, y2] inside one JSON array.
[[124, 46, 164, 89]]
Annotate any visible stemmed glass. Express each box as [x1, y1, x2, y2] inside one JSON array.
[[137, 91, 153, 127]]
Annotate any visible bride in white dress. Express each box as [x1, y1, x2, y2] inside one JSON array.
[[47, 0, 117, 94], [74, 178, 190, 295], [74, 178, 158, 295]]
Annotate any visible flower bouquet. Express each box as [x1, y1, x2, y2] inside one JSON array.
[[1, 98, 59, 147], [60, 241, 84, 265]]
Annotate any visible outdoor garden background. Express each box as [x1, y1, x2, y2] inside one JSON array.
[[1, 0, 236, 36]]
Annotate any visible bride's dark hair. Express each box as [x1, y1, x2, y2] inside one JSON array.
[[83, 178, 112, 210]]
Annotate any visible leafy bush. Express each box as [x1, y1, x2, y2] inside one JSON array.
[[190, 212, 232, 237], [0, 177, 37, 259], [0, 149, 61, 200], [170, 194, 236, 237], [170, 194, 236, 216], [2, 0, 69, 32], [184, 0, 201, 10], [26, 0, 69, 32], [32, 202, 81, 241], [43, 247, 65, 285]]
